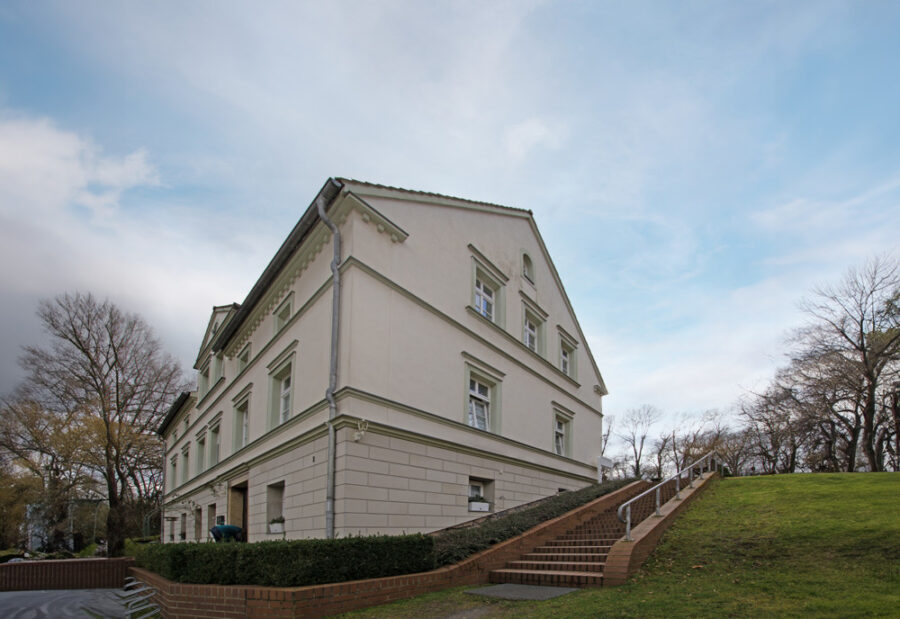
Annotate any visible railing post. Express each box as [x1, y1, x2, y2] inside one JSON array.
[[689, 467, 694, 488], [655, 486, 661, 515], [625, 504, 632, 541], [675, 475, 681, 499]]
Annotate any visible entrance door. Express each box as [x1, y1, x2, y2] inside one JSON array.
[[228, 481, 249, 541]]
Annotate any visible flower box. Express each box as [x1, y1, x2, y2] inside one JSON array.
[[468, 501, 491, 512], [268, 522, 284, 534]]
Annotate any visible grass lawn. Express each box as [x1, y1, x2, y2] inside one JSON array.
[[341, 473, 900, 618]]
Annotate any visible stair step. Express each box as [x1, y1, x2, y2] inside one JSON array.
[[507, 560, 606, 572], [490, 568, 604, 587], [545, 539, 620, 546], [523, 553, 607, 562], [532, 545, 611, 555]]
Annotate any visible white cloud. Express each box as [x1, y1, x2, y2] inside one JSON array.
[[504, 118, 563, 162]]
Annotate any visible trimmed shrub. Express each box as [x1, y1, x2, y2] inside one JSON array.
[[432, 478, 632, 566], [134, 533, 434, 586]]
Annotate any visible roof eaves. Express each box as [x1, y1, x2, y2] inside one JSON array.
[[210, 177, 344, 354], [335, 178, 531, 216], [157, 391, 193, 436]]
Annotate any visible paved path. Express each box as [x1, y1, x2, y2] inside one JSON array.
[[0, 589, 126, 618]]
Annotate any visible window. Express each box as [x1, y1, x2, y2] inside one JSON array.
[[469, 246, 507, 327], [196, 435, 206, 475], [553, 407, 574, 457], [520, 296, 547, 355], [463, 356, 503, 433], [468, 477, 494, 511], [469, 482, 484, 501], [474, 278, 495, 321], [170, 457, 177, 491], [198, 362, 210, 397], [273, 295, 292, 333], [179, 513, 187, 541], [234, 399, 250, 450], [523, 313, 538, 352], [267, 481, 285, 528], [211, 353, 224, 384], [209, 422, 220, 466], [554, 418, 567, 456], [181, 447, 190, 483], [522, 253, 534, 284], [238, 344, 251, 373], [194, 507, 203, 540], [468, 378, 491, 430], [558, 330, 578, 379], [270, 362, 293, 426]]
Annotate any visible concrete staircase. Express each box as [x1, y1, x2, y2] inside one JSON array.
[[489, 477, 684, 587]]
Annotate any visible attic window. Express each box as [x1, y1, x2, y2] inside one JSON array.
[[273, 295, 293, 333], [522, 254, 534, 284]]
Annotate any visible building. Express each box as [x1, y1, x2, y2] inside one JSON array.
[[159, 178, 608, 542]]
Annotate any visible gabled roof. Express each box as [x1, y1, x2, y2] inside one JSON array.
[[194, 303, 240, 368], [157, 391, 194, 436], [210, 177, 343, 355], [335, 178, 531, 216]]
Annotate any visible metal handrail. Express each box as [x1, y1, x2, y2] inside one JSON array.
[[616, 450, 723, 541]]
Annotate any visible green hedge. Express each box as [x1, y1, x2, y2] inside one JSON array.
[[432, 478, 632, 566], [134, 534, 434, 586]]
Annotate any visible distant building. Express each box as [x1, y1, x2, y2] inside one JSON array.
[[159, 178, 608, 541]]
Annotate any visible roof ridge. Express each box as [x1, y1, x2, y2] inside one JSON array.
[[336, 177, 531, 214]]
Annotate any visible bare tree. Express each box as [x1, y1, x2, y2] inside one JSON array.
[[794, 255, 900, 471], [15, 293, 185, 556], [648, 433, 671, 479], [617, 405, 662, 477]]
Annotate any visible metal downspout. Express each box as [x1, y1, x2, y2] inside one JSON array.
[[317, 195, 342, 539]]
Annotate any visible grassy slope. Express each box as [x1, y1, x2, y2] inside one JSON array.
[[342, 473, 900, 618]]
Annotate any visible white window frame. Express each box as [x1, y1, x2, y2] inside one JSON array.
[[522, 252, 535, 285], [523, 313, 539, 352], [238, 344, 251, 373], [462, 355, 504, 434], [474, 278, 495, 321], [170, 457, 178, 491], [234, 397, 250, 450], [273, 294, 293, 334], [558, 328, 579, 379], [553, 405, 574, 457], [267, 344, 297, 429], [195, 434, 206, 475], [208, 420, 221, 467], [181, 446, 190, 484], [469, 246, 507, 328], [468, 378, 491, 431]]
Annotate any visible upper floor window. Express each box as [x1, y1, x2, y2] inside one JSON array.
[[474, 278, 495, 321], [238, 344, 251, 373], [558, 329, 578, 379], [196, 435, 206, 475], [274, 294, 293, 334], [181, 447, 190, 484], [198, 362, 210, 397], [468, 378, 491, 431], [469, 245, 507, 328], [209, 422, 221, 467], [522, 253, 534, 284], [554, 417, 568, 456], [235, 398, 250, 450]]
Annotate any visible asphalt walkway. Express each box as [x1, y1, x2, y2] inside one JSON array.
[[0, 588, 126, 618]]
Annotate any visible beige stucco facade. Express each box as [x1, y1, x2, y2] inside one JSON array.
[[160, 178, 607, 542]]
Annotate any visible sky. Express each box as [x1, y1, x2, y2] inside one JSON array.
[[1, 1, 899, 438]]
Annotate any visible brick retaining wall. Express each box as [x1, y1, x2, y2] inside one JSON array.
[[132, 480, 645, 618], [603, 472, 717, 586], [0, 557, 135, 591]]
